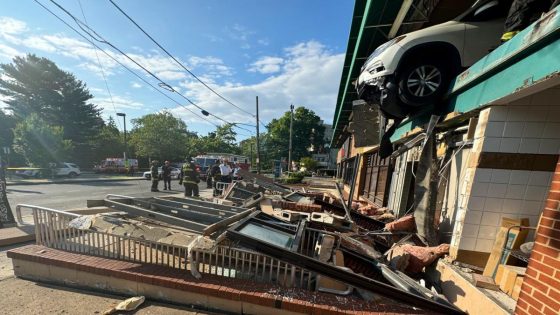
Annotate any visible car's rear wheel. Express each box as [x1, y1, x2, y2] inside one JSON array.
[[397, 56, 453, 107], [68, 172, 77, 178]]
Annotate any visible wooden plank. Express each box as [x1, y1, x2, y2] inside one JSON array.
[[494, 264, 505, 284], [472, 274, 500, 291], [499, 266, 526, 295], [512, 277, 524, 301], [483, 218, 529, 278]]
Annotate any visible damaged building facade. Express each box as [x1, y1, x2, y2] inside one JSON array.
[[332, 0, 560, 314]]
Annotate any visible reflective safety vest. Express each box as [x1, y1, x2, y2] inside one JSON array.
[[181, 163, 198, 185]]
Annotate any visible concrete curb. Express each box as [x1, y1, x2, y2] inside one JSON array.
[[6, 177, 145, 186]]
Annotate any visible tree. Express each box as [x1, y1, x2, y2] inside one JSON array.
[[194, 124, 241, 154], [300, 157, 318, 171], [265, 106, 325, 162], [90, 116, 125, 163], [0, 54, 103, 165], [12, 113, 73, 167], [129, 111, 192, 161]]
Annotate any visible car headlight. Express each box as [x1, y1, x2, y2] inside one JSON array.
[[361, 35, 406, 72]]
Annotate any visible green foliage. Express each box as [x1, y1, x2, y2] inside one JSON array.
[[0, 54, 103, 165], [129, 111, 194, 161], [12, 113, 73, 167], [90, 116, 125, 163], [283, 172, 305, 184], [265, 107, 325, 162], [300, 157, 318, 171], [0, 110, 15, 148], [193, 123, 241, 155]]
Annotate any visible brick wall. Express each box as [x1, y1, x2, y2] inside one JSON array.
[[515, 159, 560, 315]]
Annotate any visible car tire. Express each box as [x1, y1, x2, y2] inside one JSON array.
[[68, 172, 77, 178], [397, 56, 454, 107]]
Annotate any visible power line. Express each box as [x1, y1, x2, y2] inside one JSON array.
[[76, 0, 121, 129], [33, 0, 218, 128], [47, 0, 234, 127], [108, 0, 255, 118]]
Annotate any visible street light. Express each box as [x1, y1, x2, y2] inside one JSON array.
[[116, 113, 127, 162]]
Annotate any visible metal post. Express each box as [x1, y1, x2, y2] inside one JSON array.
[[250, 143, 253, 172], [288, 104, 294, 174], [0, 159, 15, 228], [256, 96, 261, 174], [347, 154, 361, 210], [117, 112, 127, 162]]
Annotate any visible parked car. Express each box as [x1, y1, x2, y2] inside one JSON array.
[[15, 162, 81, 178], [56, 162, 81, 177], [143, 167, 181, 180], [356, 0, 511, 119]]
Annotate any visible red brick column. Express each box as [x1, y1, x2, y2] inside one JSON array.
[[515, 159, 560, 315]]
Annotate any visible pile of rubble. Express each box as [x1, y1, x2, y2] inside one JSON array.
[[71, 170, 463, 314]]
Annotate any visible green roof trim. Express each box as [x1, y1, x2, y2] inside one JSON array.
[[331, 0, 404, 148], [390, 6, 560, 142]]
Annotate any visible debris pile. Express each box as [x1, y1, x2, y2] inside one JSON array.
[[72, 173, 463, 314]]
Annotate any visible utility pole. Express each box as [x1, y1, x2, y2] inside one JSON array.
[[117, 113, 128, 171], [255, 96, 261, 174], [250, 143, 253, 171], [288, 104, 294, 173]]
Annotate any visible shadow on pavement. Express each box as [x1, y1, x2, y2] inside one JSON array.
[[6, 189, 44, 194], [60, 181, 138, 187]]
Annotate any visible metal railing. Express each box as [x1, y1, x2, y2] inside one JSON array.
[[17, 204, 314, 289]]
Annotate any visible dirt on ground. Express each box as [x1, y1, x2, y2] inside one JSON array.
[[0, 243, 219, 315], [0, 277, 218, 315]]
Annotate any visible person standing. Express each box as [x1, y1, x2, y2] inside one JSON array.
[[206, 166, 213, 189], [232, 162, 242, 181], [162, 160, 173, 190], [179, 158, 200, 197], [150, 160, 160, 192], [219, 159, 232, 183], [211, 160, 221, 196]]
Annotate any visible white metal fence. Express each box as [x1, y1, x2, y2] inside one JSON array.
[[16, 204, 315, 289]]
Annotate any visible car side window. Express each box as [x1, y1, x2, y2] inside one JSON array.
[[462, 0, 510, 22]]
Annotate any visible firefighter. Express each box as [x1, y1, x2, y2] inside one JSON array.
[[211, 160, 222, 196], [150, 160, 160, 192], [179, 157, 200, 197], [162, 160, 172, 190]]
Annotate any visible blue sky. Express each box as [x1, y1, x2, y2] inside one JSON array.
[[0, 0, 354, 139]]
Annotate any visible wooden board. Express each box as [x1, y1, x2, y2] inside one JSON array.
[[483, 217, 529, 278], [472, 273, 500, 291], [494, 264, 505, 285], [512, 277, 524, 301], [499, 266, 526, 295]]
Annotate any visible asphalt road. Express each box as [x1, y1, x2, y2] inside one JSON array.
[[5, 179, 206, 217]]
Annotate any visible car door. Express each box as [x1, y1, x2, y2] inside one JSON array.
[[461, 0, 511, 66]]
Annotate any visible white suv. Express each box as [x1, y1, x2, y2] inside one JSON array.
[[56, 162, 81, 177], [356, 0, 510, 119]]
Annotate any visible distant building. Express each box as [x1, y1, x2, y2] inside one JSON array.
[[311, 121, 336, 171]]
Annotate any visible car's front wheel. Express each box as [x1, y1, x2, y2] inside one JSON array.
[[68, 172, 77, 178], [397, 57, 453, 107]]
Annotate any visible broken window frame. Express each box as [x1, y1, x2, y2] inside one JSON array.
[[225, 211, 465, 315]]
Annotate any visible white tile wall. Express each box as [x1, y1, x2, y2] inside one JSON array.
[[459, 237, 477, 251], [447, 91, 560, 254], [491, 169, 511, 184], [475, 239, 495, 252], [464, 210, 483, 225], [478, 225, 499, 239]]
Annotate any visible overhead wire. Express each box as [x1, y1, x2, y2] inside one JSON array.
[[107, 0, 255, 118], [76, 0, 121, 129], [33, 0, 218, 128], [47, 0, 245, 130]]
